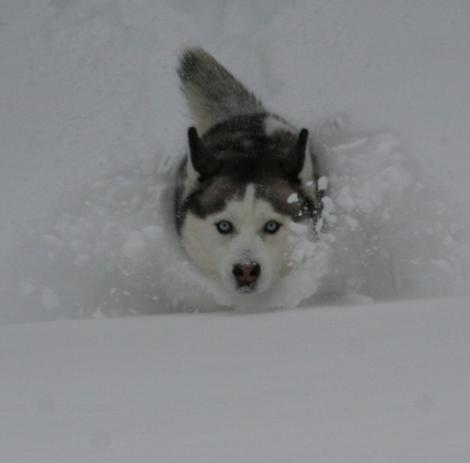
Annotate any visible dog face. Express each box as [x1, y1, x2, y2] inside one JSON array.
[[181, 183, 296, 294], [175, 117, 320, 296]]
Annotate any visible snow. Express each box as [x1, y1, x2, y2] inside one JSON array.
[[2, 297, 470, 462], [40, 287, 61, 311], [264, 115, 292, 135], [1, 0, 470, 460], [1, 0, 470, 319], [317, 176, 328, 191], [287, 192, 299, 204]]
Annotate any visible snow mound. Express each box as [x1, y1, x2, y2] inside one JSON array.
[[316, 118, 470, 301], [4, 116, 470, 322]]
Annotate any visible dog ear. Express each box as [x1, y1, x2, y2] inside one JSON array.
[[282, 129, 309, 179], [187, 127, 219, 178]]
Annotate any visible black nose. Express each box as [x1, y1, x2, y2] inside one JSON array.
[[232, 262, 261, 286]]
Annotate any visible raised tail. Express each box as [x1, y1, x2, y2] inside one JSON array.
[[177, 47, 265, 133]]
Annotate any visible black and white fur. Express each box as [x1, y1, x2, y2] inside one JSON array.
[[175, 47, 322, 296]]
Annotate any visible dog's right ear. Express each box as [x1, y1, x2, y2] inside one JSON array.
[[282, 129, 309, 179], [187, 127, 219, 179]]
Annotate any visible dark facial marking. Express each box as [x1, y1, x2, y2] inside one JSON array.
[[175, 114, 323, 232], [181, 176, 245, 219]]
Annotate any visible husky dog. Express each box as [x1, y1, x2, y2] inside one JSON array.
[[175, 47, 322, 296]]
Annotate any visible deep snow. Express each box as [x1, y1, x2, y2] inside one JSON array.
[[1, 1, 470, 460], [2, 297, 470, 462]]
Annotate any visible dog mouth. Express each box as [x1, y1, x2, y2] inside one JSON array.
[[235, 281, 258, 294]]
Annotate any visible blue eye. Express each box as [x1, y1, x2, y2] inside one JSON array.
[[215, 220, 234, 234], [263, 220, 281, 234]]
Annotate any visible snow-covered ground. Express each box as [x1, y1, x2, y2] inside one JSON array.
[[2, 297, 470, 462], [1, 0, 470, 460]]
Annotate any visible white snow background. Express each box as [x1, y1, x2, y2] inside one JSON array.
[[1, 1, 470, 461]]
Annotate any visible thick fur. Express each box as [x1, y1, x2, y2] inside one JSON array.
[[178, 47, 265, 133], [175, 47, 323, 296]]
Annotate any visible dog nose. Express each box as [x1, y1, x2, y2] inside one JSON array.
[[232, 262, 261, 286]]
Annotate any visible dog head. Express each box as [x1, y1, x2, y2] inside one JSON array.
[[175, 116, 320, 296]]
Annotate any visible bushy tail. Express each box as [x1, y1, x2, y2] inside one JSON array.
[[178, 47, 264, 133]]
